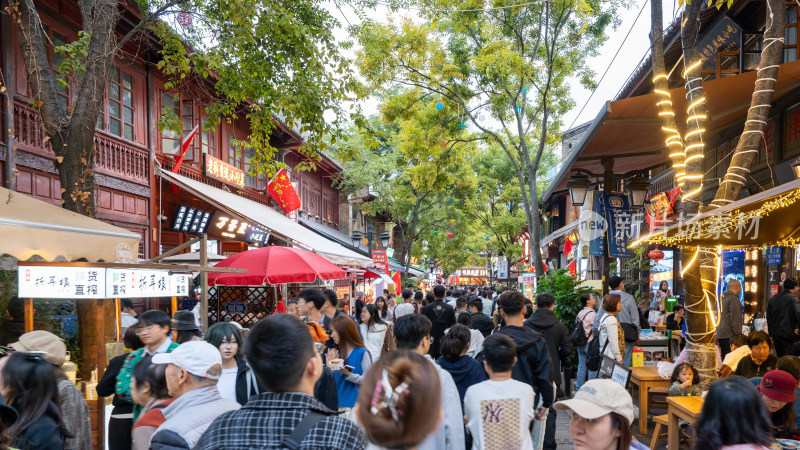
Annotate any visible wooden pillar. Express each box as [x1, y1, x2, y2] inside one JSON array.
[[95, 298, 106, 450], [114, 298, 121, 341], [200, 234, 209, 332], [23, 298, 33, 332], [2, 11, 16, 188], [170, 296, 177, 315]]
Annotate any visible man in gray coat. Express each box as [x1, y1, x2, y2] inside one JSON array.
[[593, 276, 640, 366], [150, 341, 240, 449], [717, 279, 743, 358]]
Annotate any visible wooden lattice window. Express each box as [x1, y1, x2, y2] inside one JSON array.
[[208, 286, 277, 327]]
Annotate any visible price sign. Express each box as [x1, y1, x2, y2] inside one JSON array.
[[19, 266, 105, 299], [172, 205, 211, 235]]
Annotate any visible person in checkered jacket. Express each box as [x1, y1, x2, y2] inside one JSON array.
[[196, 314, 367, 449]]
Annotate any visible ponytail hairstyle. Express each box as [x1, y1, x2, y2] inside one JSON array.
[[356, 351, 442, 448], [439, 324, 471, 362]]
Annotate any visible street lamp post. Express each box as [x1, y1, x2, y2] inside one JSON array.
[[479, 249, 493, 286], [566, 157, 649, 295], [351, 224, 391, 255]]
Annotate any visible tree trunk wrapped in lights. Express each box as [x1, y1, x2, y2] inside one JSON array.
[[649, 0, 686, 188], [662, 0, 786, 388]]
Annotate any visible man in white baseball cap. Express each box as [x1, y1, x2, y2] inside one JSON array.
[[553, 379, 649, 450], [149, 341, 240, 449]]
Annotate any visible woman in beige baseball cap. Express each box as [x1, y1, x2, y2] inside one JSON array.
[[554, 379, 649, 450]]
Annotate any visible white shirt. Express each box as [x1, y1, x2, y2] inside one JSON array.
[[721, 345, 751, 371], [464, 379, 535, 450], [599, 314, 623, 362], [216, 367, 238, 402], [120, 312, 138, 334], [359, 323, 388, 362], [144, 338, 174, 356]]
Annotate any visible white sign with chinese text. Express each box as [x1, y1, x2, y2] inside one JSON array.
[[19, 266, 106, 299], [19, 266, 191, 299], [106, 269, 191, 298]]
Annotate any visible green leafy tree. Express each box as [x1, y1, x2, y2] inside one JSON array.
[[7, 0, 365, 373], [355, 0, 621, 281], [336, 88, 478, 276]]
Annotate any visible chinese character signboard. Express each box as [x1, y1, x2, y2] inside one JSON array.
[[767, 246, 782, 266], [19, 266, 190, 299], [519, 273, 536, 284], [371, 250, 389, 274], [224, 301, 247, 315], [204, 154, 246, 188], [603, 193, 633, 258], [19, 266, 105, 299], [172, 205, 212, 235], [208, 211, 270, 245], [697, 16, 741, 69], [580, 191, 606, 257], [106, 269, 190, 298]]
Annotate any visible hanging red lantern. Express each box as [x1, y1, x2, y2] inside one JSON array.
[[648, 248, 665, 262], [177, 11, 192, 27]]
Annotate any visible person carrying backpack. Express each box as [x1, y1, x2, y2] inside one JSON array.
[[493, 291, 553, 449], [573, 293, 598, 389]]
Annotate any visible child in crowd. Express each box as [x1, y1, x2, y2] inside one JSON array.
[[719, 334, 751, 378], [464, 334, 535, 450], [670, 362, 702, 397]]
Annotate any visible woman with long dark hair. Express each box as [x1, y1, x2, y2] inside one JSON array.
[[326, 315, 372, 421], [693, 376, 774, 450], [0, 351, 69, 449], [375, 296, 391, 323], [359, 303, 392, 362]]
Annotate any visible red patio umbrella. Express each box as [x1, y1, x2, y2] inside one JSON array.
[[208, 246, 347, 285]]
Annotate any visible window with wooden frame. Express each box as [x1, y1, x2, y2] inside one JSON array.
[[784, 102, 800, 157], [243, 146, 266, 190], [201, 118, 215, 157], [785, 3, 799, 63], [108, 66, 135, 141], [181, 100, 195, 162], [228, 133, 243, 169], [161, 93, 180, 156]]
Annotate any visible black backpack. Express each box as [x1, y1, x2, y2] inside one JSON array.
[[586, 316, 610, 371], [570, 310, 592, 346]]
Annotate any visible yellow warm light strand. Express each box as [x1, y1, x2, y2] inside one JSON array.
[[657, 100, 673, 106], [687, 114, 707, 122], [683, 60, 702, 78], [681, 246, 700, 277], [654, 89, 671, 96], [659, 111, 675, 117], [685, 143, 704, 152], [653, 74, 668, 82], [682, 186, 702, 200], [687, 97, 706, 113], [685, 128, 706, 139], [685, 154, 704, 163]]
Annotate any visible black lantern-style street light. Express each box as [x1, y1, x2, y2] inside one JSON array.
[[567, 173, 591, 207], [626, 175, 650, 208], [351, 224, 391, 252]]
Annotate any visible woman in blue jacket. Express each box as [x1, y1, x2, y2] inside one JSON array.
[[326, 315, 372, 421]]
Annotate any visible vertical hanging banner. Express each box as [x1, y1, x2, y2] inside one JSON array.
[[580, 191, 606, 257], [371, 250, 389, 274], [603, 193, 633, 258]]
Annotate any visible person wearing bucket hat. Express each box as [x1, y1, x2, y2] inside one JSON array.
[[759, 369, 799, 438], [171, 310, 202, 345], [149, 341, 240, 449], [554, 379, 649, 450], [11, 330, 92, 450]]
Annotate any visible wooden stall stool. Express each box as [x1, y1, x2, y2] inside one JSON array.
[[649, 414, 669, 449], [648, 386, 670, 411]]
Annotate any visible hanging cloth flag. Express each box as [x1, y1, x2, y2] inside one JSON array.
[[267, 168, 301, 214], [170, 125, 200, 195], [564, 237, 574, 256], [567, 259, 577, 276]]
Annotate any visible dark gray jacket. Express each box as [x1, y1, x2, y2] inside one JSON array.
[[716, 290, 743, 339]]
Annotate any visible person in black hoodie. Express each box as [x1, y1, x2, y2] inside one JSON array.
[[97, 326, 144, 450], [524, 293, 573, 450], [493, 290, 553, 443], [420, 285, 456, 359], [468, 299, 494, 337], [0, 351, 69, 450], [767, 278, 800, 356]]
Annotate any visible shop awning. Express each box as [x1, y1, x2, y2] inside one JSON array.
[[0, 187, 140, 262], [158, 170, 374, 267], [388, 257, 426, 278], [640, 176, 800, 247], [544, 59, 800, 202], [540, 222, 579, 248]]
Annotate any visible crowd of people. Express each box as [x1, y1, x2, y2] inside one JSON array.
[[6, 274, 800, 449]]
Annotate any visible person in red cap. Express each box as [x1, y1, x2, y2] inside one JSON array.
[[759, 369, 799, 438]]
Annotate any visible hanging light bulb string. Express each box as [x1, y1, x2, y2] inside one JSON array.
[[652, 71, 687, 186]]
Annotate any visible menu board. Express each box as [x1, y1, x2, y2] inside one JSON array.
[[207, 211, 270, 245]]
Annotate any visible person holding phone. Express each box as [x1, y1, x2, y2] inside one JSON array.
[[326, 315, 372, 422]]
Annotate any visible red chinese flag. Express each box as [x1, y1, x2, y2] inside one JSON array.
[[267, 168, 301, 214], [564, 238, 574, 256], [170, 125, 199, 195], [392, 270, 402, 294], [567, 259, 576, 276]]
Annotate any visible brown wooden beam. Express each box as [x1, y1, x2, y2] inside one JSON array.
[[23, 298, 33, 333]]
